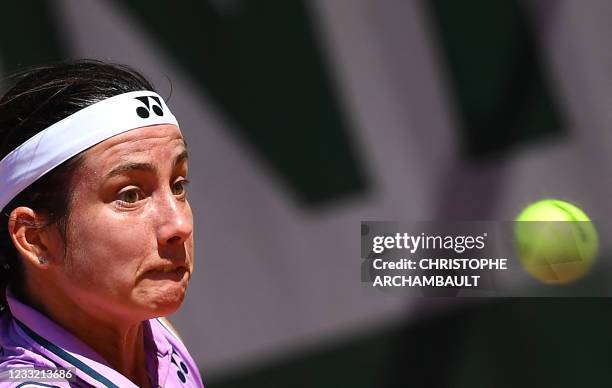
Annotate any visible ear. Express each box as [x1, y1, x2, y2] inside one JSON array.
[[8, 206, 57, 269]]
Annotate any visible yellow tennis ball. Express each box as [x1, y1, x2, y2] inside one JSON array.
[[514, 199, 598, 284]]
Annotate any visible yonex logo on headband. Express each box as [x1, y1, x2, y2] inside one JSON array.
[[0, 90, 179, 210], [134, 95, 164, 118]]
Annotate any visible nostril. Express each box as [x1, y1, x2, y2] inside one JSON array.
[[167, 236, 182, 244]]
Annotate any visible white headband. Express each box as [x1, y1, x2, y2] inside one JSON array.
[[0, 90, 179, 210]]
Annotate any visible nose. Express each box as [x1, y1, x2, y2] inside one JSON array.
[[155, 190, 193, 246]]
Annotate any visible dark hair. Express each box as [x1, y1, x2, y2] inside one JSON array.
[[0, 59, 157, 306]]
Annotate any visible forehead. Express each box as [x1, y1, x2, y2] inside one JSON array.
[[83, 124, 186, 171]]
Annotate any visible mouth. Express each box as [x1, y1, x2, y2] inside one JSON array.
[[143, 265, 188, 281]]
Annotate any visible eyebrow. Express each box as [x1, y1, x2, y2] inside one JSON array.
[[173, 149, 189, 168], [105, 149, 189, 179]]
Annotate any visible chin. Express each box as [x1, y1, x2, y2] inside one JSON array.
[[142, 294, 185, 319], [151, 299, 184, 317], [135, 282, 189, 318]]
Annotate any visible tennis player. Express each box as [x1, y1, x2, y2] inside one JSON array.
[[0, 61, 204, 387]]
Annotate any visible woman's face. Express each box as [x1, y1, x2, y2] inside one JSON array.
[[53, 124, 193, 321]]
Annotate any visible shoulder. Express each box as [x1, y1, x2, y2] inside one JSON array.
[[0, 345, 55, 374], [0, 315, 56, 371], [0, 346, 56, 371], [0, 314, 64, 387]]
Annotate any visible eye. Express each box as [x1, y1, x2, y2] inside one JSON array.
[[172, 179, 190, 196], [116, 188, 142, 204]]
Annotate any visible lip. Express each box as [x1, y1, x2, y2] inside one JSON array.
[[143, 265, 188, 281]]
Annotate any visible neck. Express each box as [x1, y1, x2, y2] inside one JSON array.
[[20, 278, 152, 388]]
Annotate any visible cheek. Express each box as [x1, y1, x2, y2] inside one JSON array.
[[63, 209, 154, 285]]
